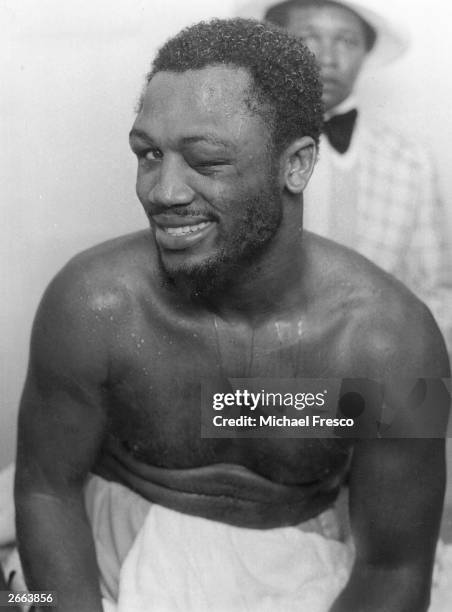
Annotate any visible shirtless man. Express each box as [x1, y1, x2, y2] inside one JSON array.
[[14, 18, 449, 612]]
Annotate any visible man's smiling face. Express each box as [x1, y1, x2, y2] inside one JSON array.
[[129, 66, 282, 294]]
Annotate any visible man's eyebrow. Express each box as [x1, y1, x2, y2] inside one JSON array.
[[336, 28, 362, 35], [181, 135, 234, 149], [128, 130, 235, 150], [129, 128, 153, 142], [301, 25, 360, 35]]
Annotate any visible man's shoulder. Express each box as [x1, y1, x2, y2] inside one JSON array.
[[39, 230, 155, 327], [307, 233, 449, 377], [65, 229, 153, 280]]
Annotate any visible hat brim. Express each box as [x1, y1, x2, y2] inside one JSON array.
[[235, 0, 410, 66]]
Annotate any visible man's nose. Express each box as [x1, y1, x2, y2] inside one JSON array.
[[148, 157, 195, 208], [316, 38, 338, 68]]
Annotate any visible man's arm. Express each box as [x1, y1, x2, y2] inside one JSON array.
[[331, 438, 445, 612], [15, 261, 111, 612], [331, 304, 450, 612]]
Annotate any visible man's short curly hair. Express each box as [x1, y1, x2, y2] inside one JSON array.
[[142, 18, 323, 153]]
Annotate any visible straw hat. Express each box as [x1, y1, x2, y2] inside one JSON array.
[[235, 0, 410, 65]]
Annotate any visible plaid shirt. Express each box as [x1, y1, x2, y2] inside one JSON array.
[[304, 113, 452, 359]]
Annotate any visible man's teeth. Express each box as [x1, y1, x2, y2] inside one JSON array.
[[164, 222, 210, 236]]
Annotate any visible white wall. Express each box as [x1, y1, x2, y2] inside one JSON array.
[[1, 0, 451, 468]]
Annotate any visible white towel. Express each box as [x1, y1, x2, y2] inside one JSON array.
[[115, 504, 353, 612]]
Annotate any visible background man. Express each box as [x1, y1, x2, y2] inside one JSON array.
[[258, 0, 452, 361], [14, 17, 449, 612]]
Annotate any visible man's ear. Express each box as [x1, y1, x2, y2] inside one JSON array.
[[283, 137, 317, 194]]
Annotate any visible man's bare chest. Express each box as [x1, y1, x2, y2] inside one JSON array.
[[103, 314, 352, 483]]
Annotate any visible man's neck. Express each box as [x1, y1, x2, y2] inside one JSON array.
[[203, 211, 309, 325]]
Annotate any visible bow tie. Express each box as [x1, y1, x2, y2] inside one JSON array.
[[322, 109, 358, 154]]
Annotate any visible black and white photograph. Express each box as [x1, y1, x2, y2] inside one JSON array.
[[1, 1, 452, 610]]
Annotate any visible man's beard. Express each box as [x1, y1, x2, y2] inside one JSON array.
[[157, 179, 282, 301]]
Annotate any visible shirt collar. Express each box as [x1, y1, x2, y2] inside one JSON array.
[[324, 95, 359, 121]]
